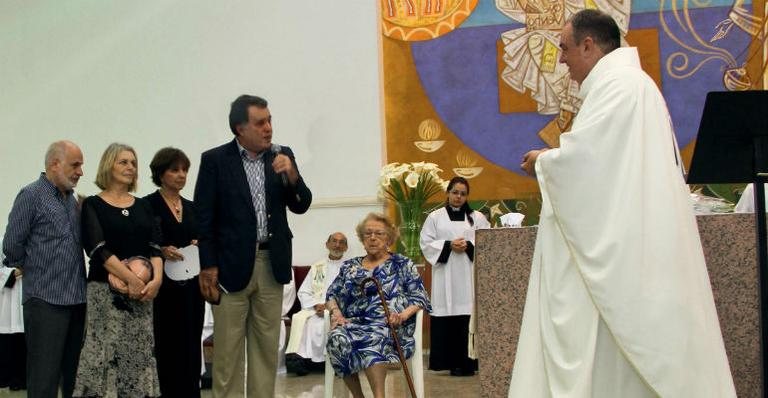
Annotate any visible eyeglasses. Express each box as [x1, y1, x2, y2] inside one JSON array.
[[449, 190, 468, 196], [363, 230, 388, 239]]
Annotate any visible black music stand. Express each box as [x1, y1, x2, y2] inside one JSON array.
[[688, 90, 768, 396]]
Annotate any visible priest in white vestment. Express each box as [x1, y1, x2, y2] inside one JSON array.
[[285, 232, 348, 375], [514, 10, 736, 397]]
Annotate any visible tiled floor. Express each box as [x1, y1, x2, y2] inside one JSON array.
[[0, 359, 480, 397], [275, 366, 480, 398]]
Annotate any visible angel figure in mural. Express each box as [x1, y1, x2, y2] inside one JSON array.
[[495, 0, 631, 141]]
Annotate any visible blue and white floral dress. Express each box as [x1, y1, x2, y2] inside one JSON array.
[[325, 253, 431, 377]]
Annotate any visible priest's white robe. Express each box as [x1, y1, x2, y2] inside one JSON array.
[[508, 47, 736, 398], [420, 207, 490, 317], [285, 257, 342, 362]]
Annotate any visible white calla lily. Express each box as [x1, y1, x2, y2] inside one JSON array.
[[404, 172, 420, 188]]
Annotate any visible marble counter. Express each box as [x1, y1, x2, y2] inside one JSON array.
[[475, 213, 760, 397]]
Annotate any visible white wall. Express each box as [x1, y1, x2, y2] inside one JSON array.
[[0, 1, 383, 263]]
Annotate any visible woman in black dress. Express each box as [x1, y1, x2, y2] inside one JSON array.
[[145, 147, 204, 398], [74, 143, 162, 397]]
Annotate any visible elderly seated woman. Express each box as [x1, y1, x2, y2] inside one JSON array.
[[325, 213, 431, 398]]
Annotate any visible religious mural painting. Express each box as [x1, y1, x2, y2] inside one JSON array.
[[380, 0, 767, 225]]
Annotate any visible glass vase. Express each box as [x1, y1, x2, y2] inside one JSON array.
[[395, 200, 425, 263]]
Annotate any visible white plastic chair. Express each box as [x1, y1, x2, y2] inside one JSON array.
[[324, 309, 424, 398]]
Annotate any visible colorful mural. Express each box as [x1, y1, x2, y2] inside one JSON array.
[[380, 0, 767, 222]]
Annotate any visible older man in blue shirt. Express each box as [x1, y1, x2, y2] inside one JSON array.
[[3, 140, 87, 398]]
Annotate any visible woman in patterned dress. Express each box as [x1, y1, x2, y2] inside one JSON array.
[[74, 143, 162, 397], [325, 213, 431, 398]]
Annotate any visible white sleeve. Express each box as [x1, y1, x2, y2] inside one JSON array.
[[0, 266, 12, 285], [296, 266, 319, 309], [474, 211, 491, 232], [420, 210, 449, 266], [282, 277, 296, 316], [734, 184, 755, 213]]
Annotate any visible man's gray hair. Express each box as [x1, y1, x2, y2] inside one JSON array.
[[327, 232, 348, 243], [44, 140, 72, 167]]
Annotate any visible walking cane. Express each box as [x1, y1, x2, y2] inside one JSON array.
[[360, 276, 418, 397]]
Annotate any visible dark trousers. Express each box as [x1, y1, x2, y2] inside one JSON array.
[[429, 315, 477, 372], [153, 276, 205, 398], [23, 298, 86, 398], [0, 333, 26, 389]]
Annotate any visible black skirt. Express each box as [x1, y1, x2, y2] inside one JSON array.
[[428, 314, 477, 372]]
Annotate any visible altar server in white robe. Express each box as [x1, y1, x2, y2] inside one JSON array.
[[515, 9, 735, 398], [285, 232, 348, 375], [420, 177, 490, 376]]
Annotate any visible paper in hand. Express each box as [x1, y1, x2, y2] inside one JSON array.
[[164, 245, 200, 281]]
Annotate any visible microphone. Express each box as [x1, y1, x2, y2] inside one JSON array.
[[271, 143, 289, 187]]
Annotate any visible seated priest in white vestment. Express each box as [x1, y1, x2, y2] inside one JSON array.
[[285, 232, 348, 376], [515, 10, 736, 398]]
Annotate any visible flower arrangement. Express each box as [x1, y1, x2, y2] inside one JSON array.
[[379, 162, 448, 202], [379, 162, 448, 261]]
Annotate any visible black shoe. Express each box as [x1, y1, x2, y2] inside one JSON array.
[[201, 362, 213, 389], [286, 354, 310, 376], [309, 360, 325, 372], [450, 368, 474, 377]]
